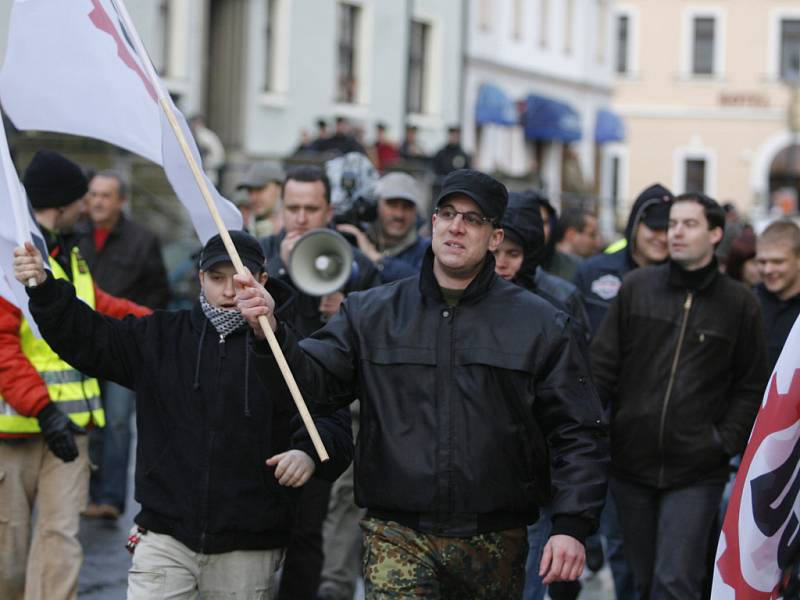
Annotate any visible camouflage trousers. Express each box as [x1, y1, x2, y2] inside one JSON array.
[[361, 517, 528, 599]]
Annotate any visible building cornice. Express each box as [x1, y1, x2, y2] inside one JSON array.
[[616, 104, 786, 121], [466, 55, 614, 96]]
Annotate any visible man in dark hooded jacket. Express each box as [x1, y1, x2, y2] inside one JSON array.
[[573, 184, 673, 335], [530, 194, 582, 282], [495, 192, 591, 600], [569, 184, 672, 600], [495, 191, 589, 342]]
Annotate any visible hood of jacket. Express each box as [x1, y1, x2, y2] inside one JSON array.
[[623, 183, 673, 263], [501, 192, 546, 289]]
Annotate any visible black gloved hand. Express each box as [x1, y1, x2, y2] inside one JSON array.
[[36, 403, 85, 462]]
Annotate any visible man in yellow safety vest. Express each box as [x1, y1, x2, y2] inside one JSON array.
[[0, 150, 150, 600]]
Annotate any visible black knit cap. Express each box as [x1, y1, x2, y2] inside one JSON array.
[[22, 150, 89, 210], [198, 230, 266, 275], [436, 169, 508, 223]]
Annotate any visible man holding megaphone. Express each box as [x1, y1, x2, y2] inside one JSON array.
[[258, 165, 380, 600]]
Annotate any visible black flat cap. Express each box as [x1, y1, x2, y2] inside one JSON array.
[[198, 230, 266, 274], [436, 169, 508, 223]]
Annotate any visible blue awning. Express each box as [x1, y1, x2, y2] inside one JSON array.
[[523, 94, 582, 142], [475, 83, 518, 126], [595, 108, 625, 143]]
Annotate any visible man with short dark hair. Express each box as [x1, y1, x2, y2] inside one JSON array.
[[556, 208, 601, 259], [591, 193, 768, 599], [78, 169, 170, 521], [260, 165, 379, 600], [237, 169, 609, 599], [755, 219, 800, 370]]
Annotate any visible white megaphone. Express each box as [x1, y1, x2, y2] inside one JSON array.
[[287, 229, 354, 297]]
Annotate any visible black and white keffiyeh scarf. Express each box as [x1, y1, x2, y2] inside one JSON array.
[[200, 293, 247, 339]]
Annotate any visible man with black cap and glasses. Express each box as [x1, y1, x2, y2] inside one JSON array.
[[0, 150, 152, 600], [13, 229, 353, 599], [236, 168, 608, 598]]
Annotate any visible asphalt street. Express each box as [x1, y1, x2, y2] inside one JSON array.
[[75, 424, 614, 599]]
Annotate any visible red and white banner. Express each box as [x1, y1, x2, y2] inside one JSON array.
[[712, 315, 800, 599], [0, 0, 242, 243]]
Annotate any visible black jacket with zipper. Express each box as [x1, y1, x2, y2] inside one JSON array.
[[26, 273, 353, 554], [256, 249, 609, 541], [591, 261, 768, 489]]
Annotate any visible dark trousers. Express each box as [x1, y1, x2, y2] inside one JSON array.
[[611, 476, 724, 600], [277, 477, 333, 600], [89, 381, 135, 511]]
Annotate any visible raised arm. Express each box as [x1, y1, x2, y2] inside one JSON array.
[[14, 243, 147, 389]]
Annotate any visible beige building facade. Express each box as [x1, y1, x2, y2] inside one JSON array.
[[608, 0, 800, 225]]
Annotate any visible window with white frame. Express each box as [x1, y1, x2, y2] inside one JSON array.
[[406, 20, 429, 114], [692, 17, 715, 75], [684, 158, 706, 193], [564, 0, 574, 55], [596, 0, 609, 63], [336, 2, 360, 104], [780, 19, 800, 81], [616, 13, 630, 74], [512, 0, 523, 40], [157, 0, 172, 76], [264, 0, 278, 91], [478, 0, 492, 32], [539, 0, 549, 48]]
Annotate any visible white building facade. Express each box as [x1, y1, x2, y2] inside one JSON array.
[[462, 0, 619, 230], [0, 0, 465, 166]]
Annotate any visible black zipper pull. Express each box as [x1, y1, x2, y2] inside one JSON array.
[[219, 334, 226, 357]]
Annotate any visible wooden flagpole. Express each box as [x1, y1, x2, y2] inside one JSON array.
[[111, 0, 328, 462]]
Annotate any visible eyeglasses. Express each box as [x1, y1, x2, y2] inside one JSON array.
[[435, 205, 494, 228]]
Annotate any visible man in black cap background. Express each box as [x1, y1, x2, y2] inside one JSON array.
[[432, 126, 471, 178], [335, 171, 431, 285], [0, 150, 152, 600], [591, 193, 768, 599], [237, 162, 285, 238], [236, 168, 608, 598], [13, 229, 353, 599], [574, 183, 674, 335]]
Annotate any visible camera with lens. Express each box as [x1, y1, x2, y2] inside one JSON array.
[[326, 152, 379, 229]]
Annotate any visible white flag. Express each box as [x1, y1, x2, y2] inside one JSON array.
[[0, 111, 49, 337], [0, 0, 242, 243], [711, 316, 800, 599]]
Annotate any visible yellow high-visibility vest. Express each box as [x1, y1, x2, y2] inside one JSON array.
[[0, 248, 105, 433], [604, 238, 627, 254]]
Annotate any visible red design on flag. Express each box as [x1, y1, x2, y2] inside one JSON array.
[[716, 369, 800, 599], [88, 0, 157, 102]]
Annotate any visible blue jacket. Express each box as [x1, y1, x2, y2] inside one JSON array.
[[375, 235, 431, 283]]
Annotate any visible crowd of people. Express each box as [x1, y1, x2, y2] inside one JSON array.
[[1, 135, 800, 600]]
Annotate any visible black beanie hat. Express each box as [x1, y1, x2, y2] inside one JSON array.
[[22, 150, 89, 210]]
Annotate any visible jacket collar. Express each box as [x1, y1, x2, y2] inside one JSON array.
[[418, 246, 498, 305], [666, 257, 719, 292]]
